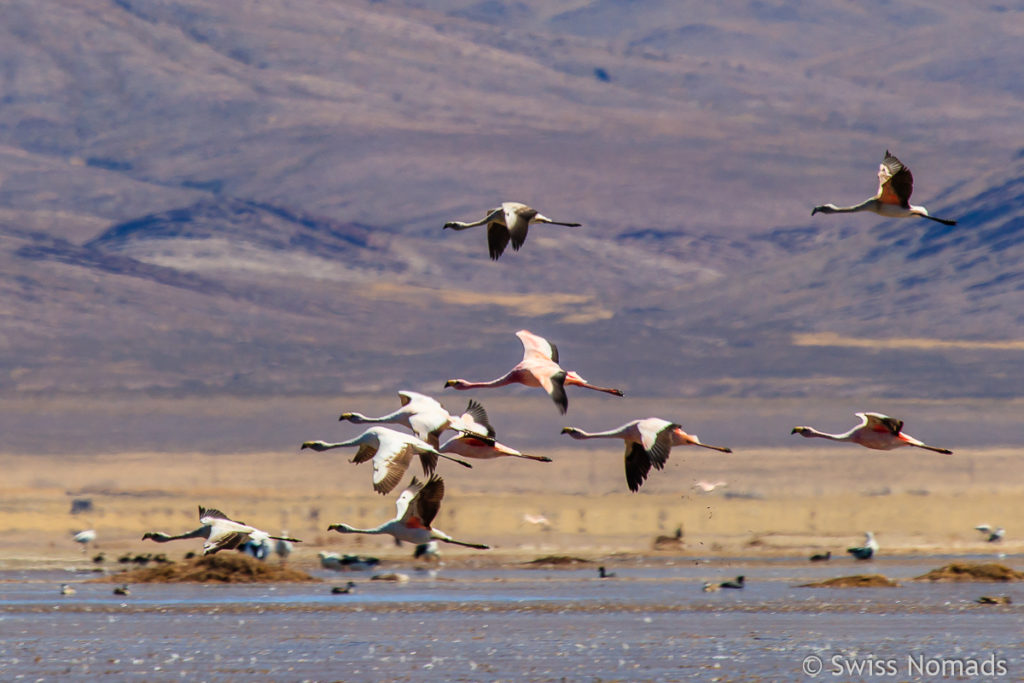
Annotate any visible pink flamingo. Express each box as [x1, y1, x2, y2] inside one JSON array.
[[445, 329, 623, 414], [791, 412, 952, 454], [561, 418, 732, 492], [812, 151, 956, 225], [438, 433, 552, 463]]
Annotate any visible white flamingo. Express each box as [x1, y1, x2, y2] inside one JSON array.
[[561, 418, 732, 492], [340, 391, 495, 448], [328, 475, 490, 549], [812, 151, 956, 225], [443, 201, 581, 260], [301, 426, 473, 495], [197, 507, 302, 556], [446, 329, 623, 414], [791, 412, 952, 454], [144, 506, 300, 556]]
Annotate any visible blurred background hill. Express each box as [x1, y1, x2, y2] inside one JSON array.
[[1, 0, 1022, 452]]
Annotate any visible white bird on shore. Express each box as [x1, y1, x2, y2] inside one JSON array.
[[523, 513, 552, 530], [975, 525, 1005, 543], [812, 151, 957, 226], [443, 201, 582, 260], [302, 426, 473, 495], [693, 480, 728, 493], [446, 330, 623, 415], [73, 529, 96, 553], [275, 533, 294, 563], [561, 418, 731, 492], [340, 392, 495, 448], [847, 531, 879, 560], [328, 475, 490, 550], [791, 412, 952, 454]]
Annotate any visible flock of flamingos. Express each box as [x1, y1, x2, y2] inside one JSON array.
[[134, 151, 959, 565]]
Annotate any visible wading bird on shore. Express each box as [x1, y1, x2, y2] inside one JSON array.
[[561, 418, 731, 492], [847, 531, 878, 560], [811, 151, 956, 226], [301, 426, 473, 495], [328, 475, 490, 550], [975, 525, 1005, 543], [445, 330, 623, 414], [443, 201, 581, 260], [809, 551, 831, 562], [791, 412, 952, 454], [73, 529, 96, 553], [340, 392, 495, 448]]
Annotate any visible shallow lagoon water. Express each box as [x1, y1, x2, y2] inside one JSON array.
[[1, 555, 1022, 681]]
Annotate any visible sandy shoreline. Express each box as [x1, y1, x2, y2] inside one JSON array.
[[2, 446, 1022, 567]]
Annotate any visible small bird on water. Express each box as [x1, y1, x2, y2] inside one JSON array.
[[719, 576, 745, 589]]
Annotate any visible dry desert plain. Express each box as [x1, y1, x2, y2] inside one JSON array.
[[2, 421, 1022, 567]]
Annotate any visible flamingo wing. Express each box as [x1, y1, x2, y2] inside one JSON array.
[[539, 369, 569, 414], [877, 151, 913, 207], [645, 424, 677, 470], [505, 204, 537, 251], [516, 330, 559, 362], [487, 220, 510, 260], [459, 399, 495, 438], [624, 442, 653, 492], [198, 506, 233, 522], [860, 412, 903, 436], [372, 442, 416, 494], [410, 475, 445, 528]]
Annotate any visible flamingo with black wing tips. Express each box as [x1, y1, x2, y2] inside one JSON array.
[[197, 507, 302, 556], [144, 506, 301, 556], [812, 151, 957, 226], [561, 418, 731, 492], [791, 412, 952, 454], [443, 201, 582, 260], [327, 475, 490, 550], [340, 391, 495, 448], [445, 330, 623, 414], [301, 426, 473, 495]]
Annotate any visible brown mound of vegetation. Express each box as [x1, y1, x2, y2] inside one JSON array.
[[91, 554, 319, 583], [522, 555, 592, 567], [799, 574, 900, 588], [914, 562, 1024, 583]]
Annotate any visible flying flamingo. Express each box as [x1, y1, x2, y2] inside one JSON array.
[[327, 475, 490, 550], [812, 151, 957, 226], [561, 417, 732, 492], [301, 426, 473, 495], [443, 201, 581, 260], [145, 506, 301, 556], [790, 412, 952, 454], [340, 391, 495, 448], [445, 329, 623, 414], [438, 433, 553, 463]]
